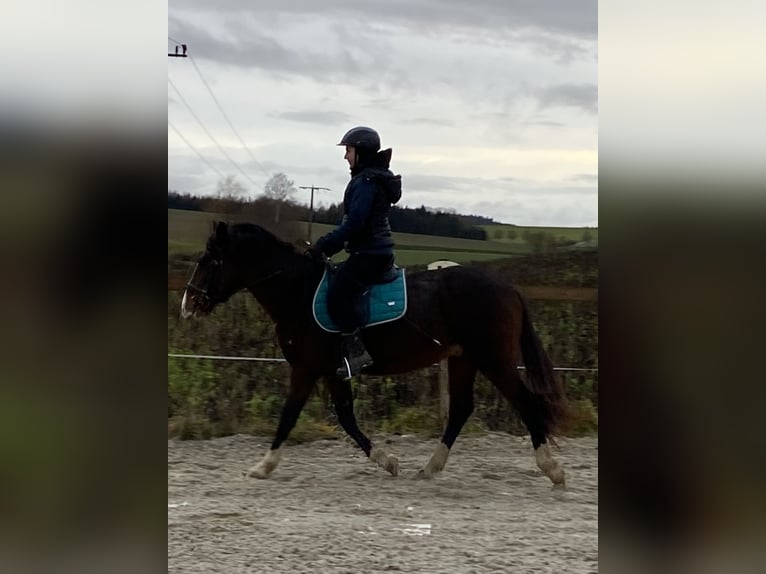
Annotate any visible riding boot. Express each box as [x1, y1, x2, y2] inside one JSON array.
[[336, 329, 374, 379]]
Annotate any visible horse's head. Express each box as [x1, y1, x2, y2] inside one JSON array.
[[180, 221, 240, 318]]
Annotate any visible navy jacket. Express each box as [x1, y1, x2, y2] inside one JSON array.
[[315, 167, 402, 257]]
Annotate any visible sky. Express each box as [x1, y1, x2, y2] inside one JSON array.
[[168, 0, 598, 226]]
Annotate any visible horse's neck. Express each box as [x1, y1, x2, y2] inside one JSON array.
[[246, 252, 310, 323]]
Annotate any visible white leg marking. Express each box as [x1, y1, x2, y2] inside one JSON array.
[[418, 442, 450, 478], [535, 443, 566, 486], [247, 446, 283, 479], [180, 290, 192, 318], [369, 446, 399, 476]]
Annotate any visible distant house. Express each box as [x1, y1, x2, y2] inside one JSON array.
[[427, 260, 460, 270]]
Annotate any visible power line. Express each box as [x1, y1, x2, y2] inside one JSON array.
[[168, 76, 261, 189], [168, 120, 226, 180], [188, 55, 268, 176]]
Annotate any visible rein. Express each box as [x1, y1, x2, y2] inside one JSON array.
[[185, 258, 285, 308], [247, 268, 285, 290]]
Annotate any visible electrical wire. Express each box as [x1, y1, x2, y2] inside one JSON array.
[[168, 120, 226, 180], [189, 55, 269, 176], [168, 76, 260, 188]]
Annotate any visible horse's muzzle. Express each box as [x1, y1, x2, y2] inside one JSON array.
[[180, 288, 214, 318]]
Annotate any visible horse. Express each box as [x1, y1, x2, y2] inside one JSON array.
[[180, 221, 567, 485]]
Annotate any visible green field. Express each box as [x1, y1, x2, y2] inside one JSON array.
[[481, 223, 598, 246], [168, 209, 596, 266]]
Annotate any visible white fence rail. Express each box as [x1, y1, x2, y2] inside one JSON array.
[[167, 353, 597, 372]]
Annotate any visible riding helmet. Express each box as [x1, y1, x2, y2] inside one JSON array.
[[337, 126, 381, 152]]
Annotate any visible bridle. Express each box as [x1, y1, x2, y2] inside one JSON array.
[[184, 255, 223, 310], [185, 253, 286, 311]]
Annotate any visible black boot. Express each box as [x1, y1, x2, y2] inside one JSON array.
[[336, 329, 373, 379]]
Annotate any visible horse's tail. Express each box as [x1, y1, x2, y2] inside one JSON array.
[[518, 293, 567, 434]]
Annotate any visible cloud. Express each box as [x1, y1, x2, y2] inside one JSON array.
[[168, 16, 362, 82], [403, 173, 471, 193], [523, 119, 567, 128], [570, 173, 598, 184], [403, 117, 456, 127], [171, 0, 597, 38], [169, 1, 597, 86], [465, 186, 598, 226], [270, 110, 352, 125], [536, 84, 598, 113], [167, 1, 597, 226]]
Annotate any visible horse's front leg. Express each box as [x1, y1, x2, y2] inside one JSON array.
[[247, 367, 317, 479], [327, 376, 399, 476]]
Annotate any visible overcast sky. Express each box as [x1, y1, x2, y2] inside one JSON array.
[[168, 0, 597, 226]]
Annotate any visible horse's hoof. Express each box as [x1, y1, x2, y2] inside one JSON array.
[[546, 466, 566, 487], [551, 472, 566, 488], [416, 468, 435, 479], [370, 447, 399, 476], [246, 466, 270, 479], [386, 456, 399, 477]]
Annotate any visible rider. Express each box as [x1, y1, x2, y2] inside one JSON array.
[[306, 126, 402, 379]]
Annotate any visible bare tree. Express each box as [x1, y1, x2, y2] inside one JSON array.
[[263, 173, 296, 223], [216, 174, 248, 200]]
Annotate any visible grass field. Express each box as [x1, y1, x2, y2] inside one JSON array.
[[168, 209, 596, 266], [481, 223, 598, 245]]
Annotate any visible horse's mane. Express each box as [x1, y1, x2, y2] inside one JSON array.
[[226, 223, 298, 254]]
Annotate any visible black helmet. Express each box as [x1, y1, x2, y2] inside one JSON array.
[[337, 126, 380, 151]]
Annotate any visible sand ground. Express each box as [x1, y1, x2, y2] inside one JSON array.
[[168, 432, 597, 574]]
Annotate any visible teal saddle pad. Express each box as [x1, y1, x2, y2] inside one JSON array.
[[312, 266, 407, 333]]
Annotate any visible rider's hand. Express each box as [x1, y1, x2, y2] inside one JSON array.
[[304, 245, 324, 261]]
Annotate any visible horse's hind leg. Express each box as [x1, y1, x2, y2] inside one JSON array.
[[418, 356, 477, 478], [484, 366, 565, 486], [328, 376, 399, 476]]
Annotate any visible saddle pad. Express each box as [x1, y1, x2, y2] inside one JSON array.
[[312, 267, 407, 333]]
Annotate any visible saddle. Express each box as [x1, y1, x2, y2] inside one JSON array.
[[312, 264, 407, 333]]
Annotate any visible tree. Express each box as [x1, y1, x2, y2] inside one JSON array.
[[263, 173, 296, 223], [216, 174, 248, 200]]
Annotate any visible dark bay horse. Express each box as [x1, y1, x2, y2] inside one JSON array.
[[180, 221, 566, 485]]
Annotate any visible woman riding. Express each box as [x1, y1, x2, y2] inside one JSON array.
[[306, 126, 402, 379]]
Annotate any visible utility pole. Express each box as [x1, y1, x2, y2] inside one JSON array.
[[168, 44, 188, 58], [299, 185, 330, 242]]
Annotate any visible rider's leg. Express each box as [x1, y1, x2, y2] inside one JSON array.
[[326, 254, 392, 378]]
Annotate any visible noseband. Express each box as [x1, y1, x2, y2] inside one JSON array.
[[185, 258, 222, 309]]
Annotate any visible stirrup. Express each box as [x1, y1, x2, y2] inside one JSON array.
[[336, 357, 352, 380], [336, 353, 373, 380]]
